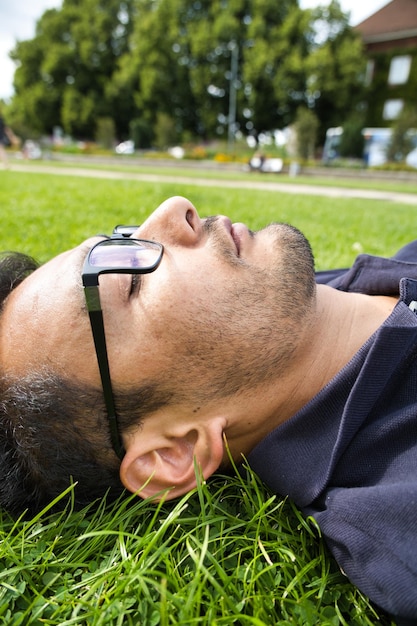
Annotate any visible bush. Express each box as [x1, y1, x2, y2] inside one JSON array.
[[387, 106, 417, 162], [340, 115, 365, 158], [294, 107, 319, 161], [130, 118, 153, 149], [95, 117, 116, 150], [154, 113, 178, 150]]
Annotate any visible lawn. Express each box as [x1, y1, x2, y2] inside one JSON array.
[[0, 165, 411, 625]]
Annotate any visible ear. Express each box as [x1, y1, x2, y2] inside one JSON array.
[[119, 419, 225, 500]]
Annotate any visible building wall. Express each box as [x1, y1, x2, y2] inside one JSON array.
[[364, 44, 417, 126]]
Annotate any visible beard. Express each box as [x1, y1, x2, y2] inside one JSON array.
[[165, 219, 317, 404]]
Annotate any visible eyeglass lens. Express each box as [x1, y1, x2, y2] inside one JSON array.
[[89, 240, 161, 269]]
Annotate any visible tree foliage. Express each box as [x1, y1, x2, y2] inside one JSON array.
[[387, 105, 417, 162], [294, 106, 319, 160], [9, 0, 135, 138], [306, 1, 366, 142], [7, 0, 366, 145]]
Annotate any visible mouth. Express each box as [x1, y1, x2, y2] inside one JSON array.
[[230, 222, 249, 257], [207, 215, 248, 257]]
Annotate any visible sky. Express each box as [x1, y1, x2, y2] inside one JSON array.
[[0, 0, 390, 101]]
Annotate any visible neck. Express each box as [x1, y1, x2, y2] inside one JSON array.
[[297, 284, 397, 394], [225, 285, 398, 461]]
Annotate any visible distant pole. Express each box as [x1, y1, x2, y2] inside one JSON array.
[[228, 41, 239, 151]]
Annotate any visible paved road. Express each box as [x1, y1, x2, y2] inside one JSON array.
[[9, 163, 417, 205]]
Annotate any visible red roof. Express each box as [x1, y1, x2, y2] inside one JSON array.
[[356, 0, 417, 41]]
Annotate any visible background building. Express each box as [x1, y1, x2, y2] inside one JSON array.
[[356, 0, 417, 125]]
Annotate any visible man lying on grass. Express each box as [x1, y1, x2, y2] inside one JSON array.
[[0, 196, 416, 623]]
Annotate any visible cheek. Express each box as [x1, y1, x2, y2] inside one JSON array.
[[103, 259, 236, 384], [149, 276, 214, 328], [128, 275, 215, 361], [152, 285, 241, 372]]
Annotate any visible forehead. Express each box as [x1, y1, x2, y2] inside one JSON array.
[[0, 241, 99, 380]]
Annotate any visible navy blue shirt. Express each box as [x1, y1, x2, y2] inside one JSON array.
[[248, 243, 417, 621]]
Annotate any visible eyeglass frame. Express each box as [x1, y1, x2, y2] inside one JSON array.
[[82, 225, 164, 459]]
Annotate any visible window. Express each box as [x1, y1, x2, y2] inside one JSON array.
[[383, 99, 404, 120], [388, 56, 412, 85]]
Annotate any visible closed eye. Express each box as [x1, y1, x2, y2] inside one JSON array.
[[130, 273, 142, 296]]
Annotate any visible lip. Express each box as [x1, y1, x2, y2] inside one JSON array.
[[230, 222, 248, 257], [214, 216, 247, 256]]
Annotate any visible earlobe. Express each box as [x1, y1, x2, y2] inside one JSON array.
[[119, 421, 225, 500]]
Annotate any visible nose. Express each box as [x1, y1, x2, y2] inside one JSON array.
[[135, 196, 203, 246]]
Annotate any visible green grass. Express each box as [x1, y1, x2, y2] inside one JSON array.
[[0, 165, 408, 625], [0, 469, 389, 626], [1, 168, 417, 269]]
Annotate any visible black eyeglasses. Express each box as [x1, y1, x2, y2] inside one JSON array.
[[82, 225, 164, 459]]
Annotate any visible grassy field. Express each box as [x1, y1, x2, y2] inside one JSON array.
[[0, 165, 412, 625], [1, 168, 417, 267]]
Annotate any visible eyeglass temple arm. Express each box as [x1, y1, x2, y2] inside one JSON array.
[[84, 285, 125, 459]]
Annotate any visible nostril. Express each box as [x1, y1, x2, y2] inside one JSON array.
[[186, 209, 194, 228]]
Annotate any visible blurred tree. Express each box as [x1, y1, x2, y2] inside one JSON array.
[[129, 118, 153, 149], [114, 0, 198, 139], [305, 0, 366, 143], [246, 3, 311, 134], [387, 106, 417, 162], [7, 0, 366, 146], [121, 0, 300, 140], [9, 20, 62, 135], [339, 112, 366, 158], [95, 116, 116, 148], [294, 106, 319, 160], [154, 112, 179, 149], [9, 0, 135, 138]]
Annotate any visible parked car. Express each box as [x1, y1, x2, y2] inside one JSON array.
[[115, 140, 135, 155], [248, 153, 283, 173]]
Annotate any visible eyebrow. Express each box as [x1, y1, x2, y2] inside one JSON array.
[[76, 236, 110, 314], [76, 236, 107, 278], [75, 242, 93, 314]]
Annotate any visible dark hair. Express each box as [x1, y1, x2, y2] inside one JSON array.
[[0, 371, 175, 517], [0, 372, 124, 515], [0, 251, 39, 304], [0, 253, 172, 516]]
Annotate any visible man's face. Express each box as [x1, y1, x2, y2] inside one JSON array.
[[0, 196, 315, 412]]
